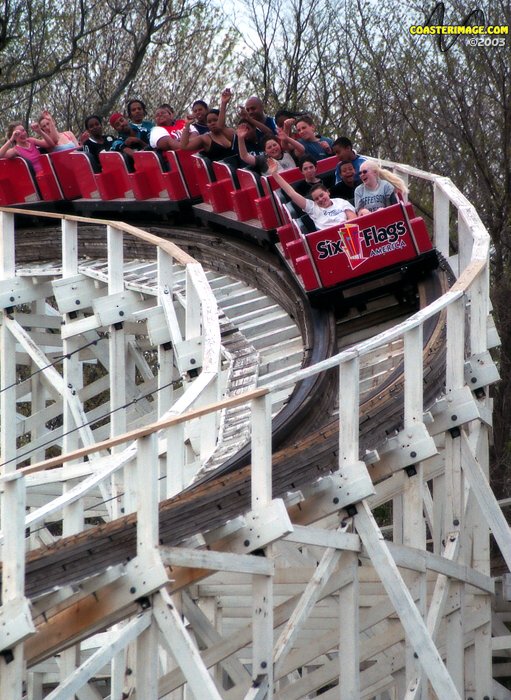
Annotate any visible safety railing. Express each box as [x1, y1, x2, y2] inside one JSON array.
[[0, 160, 501, 692]]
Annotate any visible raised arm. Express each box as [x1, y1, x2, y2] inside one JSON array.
[[217, 88, 232, 130], [30, 122, 58, 149], [39, 111, 59, 145], [237, 106, 274, 138], [277, 127, 305, 157], [0, 131, 18, 159], [267, 157, 307, 210], [236, 124, 256, 166], [179, 115, 207, 151]]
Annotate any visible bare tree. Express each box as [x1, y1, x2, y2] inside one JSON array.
[[0, 0, 231, 129]]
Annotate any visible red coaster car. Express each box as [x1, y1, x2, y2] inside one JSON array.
[[277, 202, 438, 306]]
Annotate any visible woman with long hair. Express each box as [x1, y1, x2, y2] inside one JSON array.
[[355, 160, 408, 216], [38, 110, 79, 152], [0, 121, 55, 172]]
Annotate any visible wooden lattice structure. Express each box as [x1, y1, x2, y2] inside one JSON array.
[[0, 162, 510, 700]]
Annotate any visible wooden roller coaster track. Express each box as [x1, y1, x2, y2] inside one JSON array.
[[0, 160, 509, 700]]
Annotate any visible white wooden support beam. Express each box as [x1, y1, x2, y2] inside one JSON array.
[[161, 287, 203, 374], [62, 218, 78, 276], [1, 472, 31, 698], [354, 500, 462, 700], [42, 611, 152, 700], [92, 289, 153, 326], [137, 432, 159, 555], [403, 326, 426, 693], [63, 324, 83, 535], [244, 678, 269, 700], [160, 285, 184, 343], [446, 295, 465, 391], [0, 597, 34, 651], [52, 274, 107, 314], [457, 206, 473, 274], [1, 473, 26, 602], [445, 582, 464, 694], [373, 422, 437, 474], [157, 246, 174, 292], [460, 431, 511, 570], [136, 617, 159, 700], [0, 211, 15, 278], [182, 592, 251, 687], [251, 393, 272, 509], [185, 265, 202, 340], [274, 524, 348, 675], [153, 588, 223, 700], [199, 377, 218, 462], [339, 354, 360, 462], [464, 350, 500, 393], [339, 550, 360, 700], [252, 571, 274, 699], [469, 262, 489, 354], [160, 546, 274, 575], [433, 181, 450, 258], [284, 524, 360, 551], [108, 225, 124, 294], [250, 393, 274, 697], [404, 325, 423, 427], [0, 276, 53, 308], [427, 386, 481, 436], [338, 355, 375, 506], [166, 422, 185, 497], [492, 635, 511, 651]]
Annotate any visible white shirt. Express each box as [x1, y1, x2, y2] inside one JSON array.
[[304, 197, 355, 229], [149, 124, 197, 148]]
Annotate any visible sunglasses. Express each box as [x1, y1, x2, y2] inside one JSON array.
[[360, 169, 369, 174]]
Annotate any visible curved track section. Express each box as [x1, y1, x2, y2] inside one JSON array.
[[0, 158, 507, 700]]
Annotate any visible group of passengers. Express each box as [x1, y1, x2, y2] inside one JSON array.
[[0, 91, 408, 230]]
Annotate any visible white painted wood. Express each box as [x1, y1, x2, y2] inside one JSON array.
[[137, 433, 159, 554], [339, 551, 360, 700], [182, 591, 250, 687], [43, 611, 152, 700], [153, 589, 224, 700], [355, 501, 462, 700], [274, 526, 346, 674], [251, 393, 273, 509], [0, 151, 499, 699], [284, 525, 360, 551], [404, 325, 423, 427], [252, 572, 274, 699], [433, 182, 450, 258], [62, 219, 78, 276], [461, 431, 511, 569], [136, 618, 159, 700], [161, 546, 273, 575], [445, 582, 464, 694]]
